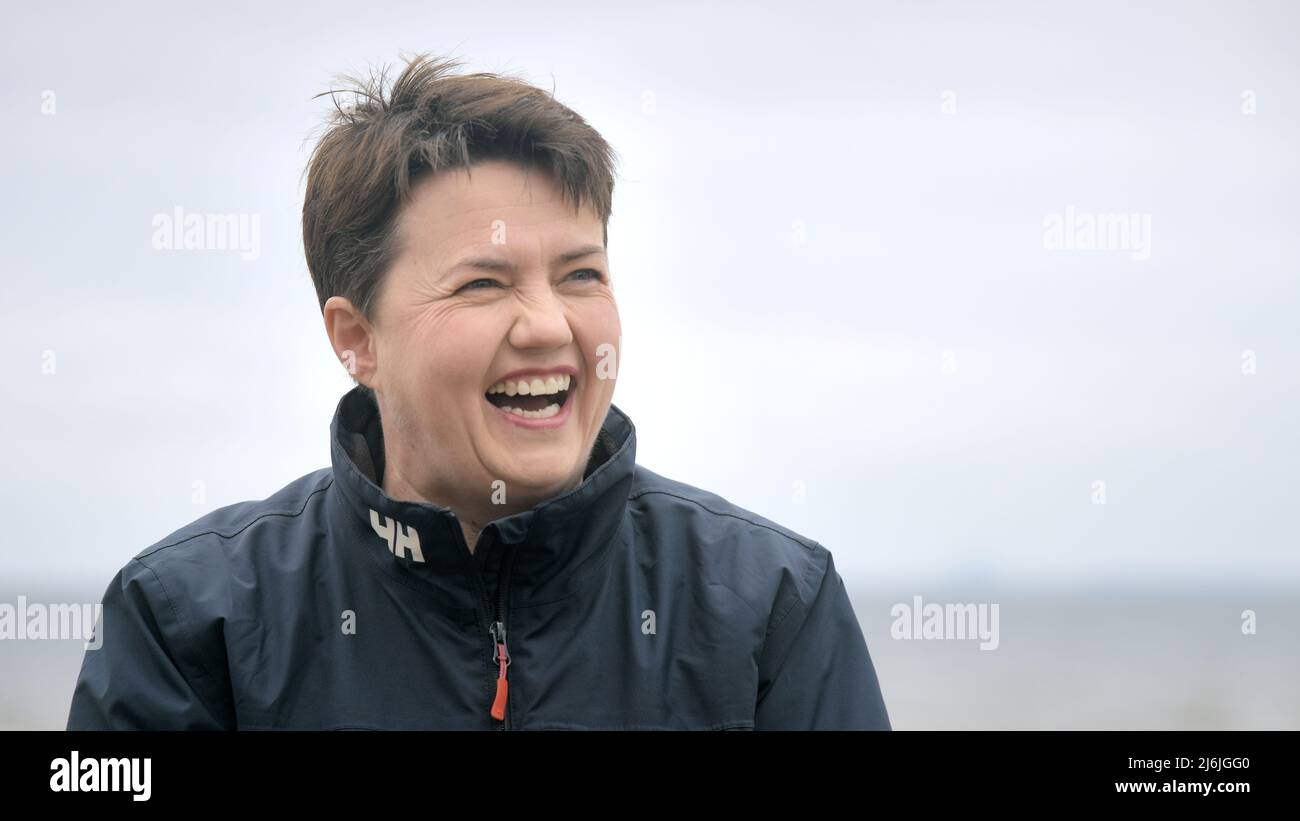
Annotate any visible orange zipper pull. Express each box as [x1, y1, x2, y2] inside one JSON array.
[[490, 621, 510, 721]]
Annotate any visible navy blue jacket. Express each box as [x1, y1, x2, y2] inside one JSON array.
[[67, 387, 890, 730]]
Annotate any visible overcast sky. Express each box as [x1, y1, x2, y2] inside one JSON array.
[[3, 0, 1297, 592]]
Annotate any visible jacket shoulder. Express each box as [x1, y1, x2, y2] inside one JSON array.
[[626, 467, 888, 729], [68, 469, 332, 729], [132, 468, 333, 566], [629, 463, 820, 553], [628, 464, 834, 627], [115, 468, 334, 619]]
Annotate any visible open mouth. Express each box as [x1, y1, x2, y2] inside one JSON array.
[[484, 376, 576, 420]]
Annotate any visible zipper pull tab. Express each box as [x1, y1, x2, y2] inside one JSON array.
[[489, 620, 510, 721]]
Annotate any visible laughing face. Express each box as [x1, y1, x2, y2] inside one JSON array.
[[323, 160, 620, 544]]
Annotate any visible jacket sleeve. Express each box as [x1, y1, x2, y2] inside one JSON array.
[[67, 557, 234, 730], [754, 546, 891, 730]]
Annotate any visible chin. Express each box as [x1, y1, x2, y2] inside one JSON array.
[[497, 456, 578, 494]]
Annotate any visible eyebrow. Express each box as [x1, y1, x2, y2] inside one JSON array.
[[450, 244, 607, 275]]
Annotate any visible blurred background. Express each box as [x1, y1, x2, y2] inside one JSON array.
[[2, 0, 1297, 730]]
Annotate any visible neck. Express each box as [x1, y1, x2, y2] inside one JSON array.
[[461, 522, 484, 554], [381, 456, 583, 556]]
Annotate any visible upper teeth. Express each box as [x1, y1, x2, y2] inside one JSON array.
[[487, 374, 572, 397]]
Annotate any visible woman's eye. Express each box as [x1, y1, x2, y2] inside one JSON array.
[[458, 278, 501, 292], [459, 270, 603, 293]]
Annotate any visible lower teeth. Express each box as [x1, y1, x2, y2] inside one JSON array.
[[500, 402, 562, 419]]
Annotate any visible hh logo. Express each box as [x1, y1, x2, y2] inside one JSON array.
[[369, 509, 424, 563]]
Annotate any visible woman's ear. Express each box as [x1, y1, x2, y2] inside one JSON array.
[[323, 296, 379, 390]]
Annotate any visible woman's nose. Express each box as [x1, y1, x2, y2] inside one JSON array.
[[507, 291, 573, 348]]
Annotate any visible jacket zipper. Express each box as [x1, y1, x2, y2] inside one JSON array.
[[479, 532, 517, 730]]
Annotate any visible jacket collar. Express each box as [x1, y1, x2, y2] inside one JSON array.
[[327, 386, 636, 607]]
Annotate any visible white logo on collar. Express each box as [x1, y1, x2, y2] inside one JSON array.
[[369, 509, 424, 563]]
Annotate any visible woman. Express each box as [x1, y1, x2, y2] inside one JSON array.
[[67, 54, 890, 730]]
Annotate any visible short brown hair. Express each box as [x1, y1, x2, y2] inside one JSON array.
[[302, 53, 619, 323]]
